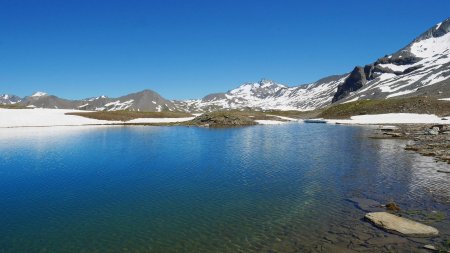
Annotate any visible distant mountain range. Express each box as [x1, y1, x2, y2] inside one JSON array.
[[1, 90, 177, 112], [2, 18, 449, 112]]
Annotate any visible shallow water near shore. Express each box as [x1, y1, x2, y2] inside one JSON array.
[[0, 124, 449, 252]]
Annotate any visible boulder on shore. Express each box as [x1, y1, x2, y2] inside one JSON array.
[[365, 212, 439, 237]]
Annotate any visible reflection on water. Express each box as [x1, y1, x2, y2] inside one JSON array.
[[0, 124, 448, 252]]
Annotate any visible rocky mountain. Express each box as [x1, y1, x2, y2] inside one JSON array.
[[1, 90, 177, 112], [78, 90, 177, 112], [0, 94, 22, 105], [333, 17, 450, 103], [21, 92, 80, 109], [173, 17, 450, 112], [1, 18, 449, 112], [174, 76, 348, 112]]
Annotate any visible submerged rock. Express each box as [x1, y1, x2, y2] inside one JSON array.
[[365, 212, 439, 237], [347, 198, 384, 212], [386, 202, 401, 212]]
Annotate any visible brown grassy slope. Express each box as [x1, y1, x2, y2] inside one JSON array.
[[66, 110, 193, 121], [0, 104, 27, 109], [318, 97, 450, 119]]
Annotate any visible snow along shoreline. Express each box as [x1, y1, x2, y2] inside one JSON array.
[[0, 109, 195, 128], [0, 109, 449, 129], [323, 113, 450, 125], [0, 108, 302, 128]]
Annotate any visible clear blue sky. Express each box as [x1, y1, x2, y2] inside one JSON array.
[[1, 0, 449, 100]]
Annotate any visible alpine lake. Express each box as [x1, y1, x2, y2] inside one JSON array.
[[0, 123, 449, 252]]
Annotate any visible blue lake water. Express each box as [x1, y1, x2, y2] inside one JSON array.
[[0, 124, 449, 252]]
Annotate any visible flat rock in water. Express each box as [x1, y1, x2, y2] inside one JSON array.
[[423, 244, 437, 250], [365, 212, 439, 237]]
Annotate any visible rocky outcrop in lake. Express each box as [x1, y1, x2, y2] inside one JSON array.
[[187, 112, 257, 127], [365, 212, 439, 237]]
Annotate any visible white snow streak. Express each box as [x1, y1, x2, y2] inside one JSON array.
[[326, 113, 450, 125]]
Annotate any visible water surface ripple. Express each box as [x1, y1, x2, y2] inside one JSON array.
[[0, 124, 448, 252]]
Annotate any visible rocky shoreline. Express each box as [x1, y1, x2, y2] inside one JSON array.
[[343, 197, 449, 253], [370, 124, 450, 165]]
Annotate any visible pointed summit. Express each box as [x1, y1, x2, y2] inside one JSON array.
[[417, 17, 450, 41], [31, 91, 48, 97]]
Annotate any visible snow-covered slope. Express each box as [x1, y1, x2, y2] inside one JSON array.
[[75, 90, 177, 112], [333, 18, 450, 103], [0, 108, 195, 128], [0, 94, 22, 105], [174, 76, 347, 112]]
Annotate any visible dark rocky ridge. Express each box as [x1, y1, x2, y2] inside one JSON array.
[[332, 17, 450, 103], [332, 67, 367, 103]]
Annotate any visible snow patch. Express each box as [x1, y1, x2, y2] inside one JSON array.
[[378, 63, 413, 72], [327, 113, 450, 125], [88, 95, 107, 101], [410, 32, 450, 58], [255, 120, 288, 125], [31, 92, 48, 97], [104, 100, 134, 111], [0, 109, 195, 128], [0, 109, 119, 128], [266, 115, 298, 121], [342, 97, 359, 104], [386, 89, 416, 98]]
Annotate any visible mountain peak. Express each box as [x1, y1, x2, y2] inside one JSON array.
[[435, 17, 450, 33], [411, 17, 450, 43], [141, 89, 157, 93], [258, 78, 274, 85], [31, 91, 48, 97], [407, 18, 450, 59]]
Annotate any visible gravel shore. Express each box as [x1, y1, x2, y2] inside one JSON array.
[[370, 124, 450, 164]]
